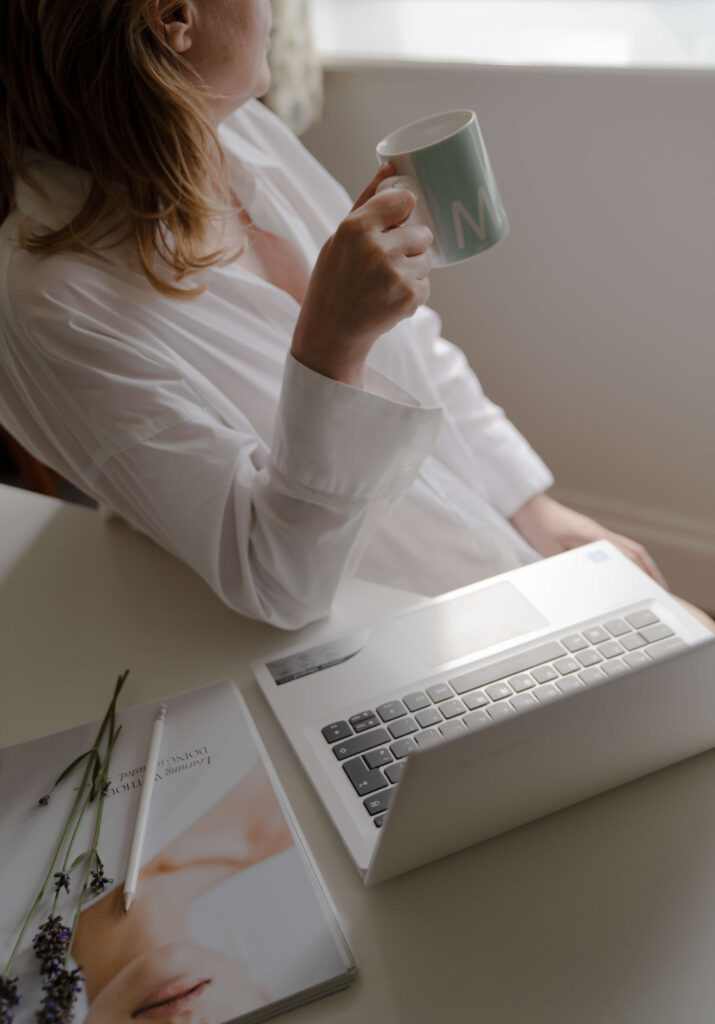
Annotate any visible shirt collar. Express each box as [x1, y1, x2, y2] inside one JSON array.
[[14, 149, 92, 232], [11, 106, 269, 273], [15, 104, 268, 232]]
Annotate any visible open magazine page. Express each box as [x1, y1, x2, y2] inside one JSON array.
[[0, 679, 355, 1024]]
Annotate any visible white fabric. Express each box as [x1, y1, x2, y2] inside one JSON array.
[[0, 100, 553, 628]]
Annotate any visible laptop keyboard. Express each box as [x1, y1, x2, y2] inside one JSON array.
[[320, 608, 687, 829]]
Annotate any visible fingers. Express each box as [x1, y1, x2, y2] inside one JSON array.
[[350, 163, 395, 213], [671, 596, 715, 633], [610, 533, 669, 589], [390, 223, 434, 257], [406, 252, 433, 281], [358, 185, 417, 230]]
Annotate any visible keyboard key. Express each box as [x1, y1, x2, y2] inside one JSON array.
[[440, 720, 467, 739], [364, 747, 393, 769], [464, 709, 491, 730], [450, 641, 566, 694], [415, 728, 441, 747], [485, 681, 512, 701], [534, 683, 560, 702], [557, 675, 583, 694], [390, 737, 417, 759], [576, 649, 602, 667], [648, 638, 687, 660], [440, 698, 466, 719], [322, 721, 351, 743], [511, 692, 538, 711], [531, 665, 558, 684], [416, 707, 442, 728], [554, 656, 580, 675], [374, 813, 387, 828], [343, 756, 387, 796], [464, 690, 489, 710], [376, 700, 407, 722], [626, 609, 660, 629], [389, 717, 418, 739], [584, 626, 609, 644], [579, 667, 605, 686], [363, 788, 393, 815], [427, 682, 454, 703], [624, 650, 649, 669], [598, 640, 624, 659], [385, 763, 404, 785], [403, 691, 429, 712], [488, 702, 516, 720], [561, 633, 588, 652], [350, 710, 380, 732], [604, 618, 631, 637], [622, 632, 647, 651], [602, 658, 628, 678], [333, 727, 391, 760], [510, 673, 535, 692], [641, 623, 675, 644]]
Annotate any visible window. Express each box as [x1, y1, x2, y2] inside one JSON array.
[[312, 1, 715, 68]]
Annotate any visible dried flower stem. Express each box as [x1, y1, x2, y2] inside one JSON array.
[[64, 723, 122, 963], [3, 756, 94, 981], [2, 671, 129, 979]]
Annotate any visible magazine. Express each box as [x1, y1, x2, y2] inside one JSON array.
[[0, 679, 356, 1024]]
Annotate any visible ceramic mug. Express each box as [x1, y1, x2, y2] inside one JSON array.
[[376, 109, 509, 267]]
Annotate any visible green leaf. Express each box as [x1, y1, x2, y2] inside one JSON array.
[[53, 749, 92, 788]]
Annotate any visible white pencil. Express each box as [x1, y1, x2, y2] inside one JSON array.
[[123, 704, 166, 914]]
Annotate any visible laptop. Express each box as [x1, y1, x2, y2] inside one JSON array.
[[252, 541, 715, 884]]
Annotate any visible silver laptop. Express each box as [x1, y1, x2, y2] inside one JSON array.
[[253, 541, 714, 884]]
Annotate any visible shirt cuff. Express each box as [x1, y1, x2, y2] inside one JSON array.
[[272, 353, 443, 501], [487, 443, 555, 519]]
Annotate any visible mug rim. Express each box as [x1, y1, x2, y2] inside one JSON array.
[[376, 109, 475, 158]]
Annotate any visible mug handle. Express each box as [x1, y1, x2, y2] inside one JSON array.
[[376, 174, 419, 198]]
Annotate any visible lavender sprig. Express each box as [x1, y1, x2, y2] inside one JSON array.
[[0, 975, 19, 1024], [88, 858, 113, 899], [32, 917, 71, 977], [1, 671, 129, 1024], [36, 966, 84, 1024]]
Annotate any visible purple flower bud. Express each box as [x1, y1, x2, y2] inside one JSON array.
[[0, 974, 20, 1024], [52, 873, 70, 897], [33, 916, 71, 976], [36, 966, 84, 1024]]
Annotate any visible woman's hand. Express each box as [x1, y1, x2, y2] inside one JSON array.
[[291, 163, 433, 386], [510, 492, 669, 588]]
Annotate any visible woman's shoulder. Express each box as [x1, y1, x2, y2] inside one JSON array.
[[1, 223, 142, 335]]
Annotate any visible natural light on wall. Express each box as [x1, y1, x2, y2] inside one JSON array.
[[312, 0, 715, 68]]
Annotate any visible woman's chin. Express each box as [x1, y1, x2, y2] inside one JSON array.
[[84, 942, 268, 1024]]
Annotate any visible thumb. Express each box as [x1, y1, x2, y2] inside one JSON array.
[[350, 162, 395, 213]]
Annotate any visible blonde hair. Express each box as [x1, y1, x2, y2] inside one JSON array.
[[0, 0, 238, 297]]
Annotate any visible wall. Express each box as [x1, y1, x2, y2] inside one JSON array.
[[303, 61, 715, 608]]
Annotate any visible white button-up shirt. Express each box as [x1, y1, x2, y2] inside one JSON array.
[[0, 100, 553, 628]]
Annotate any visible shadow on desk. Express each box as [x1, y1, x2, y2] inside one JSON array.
[[0, 503, 288, 742], [361, 745, 715, 1024]]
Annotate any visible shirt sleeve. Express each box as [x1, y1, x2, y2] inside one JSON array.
[[4, 276, 442, 630], [410, 307, 554, 518]]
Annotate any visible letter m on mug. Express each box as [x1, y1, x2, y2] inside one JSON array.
[[451, 191, 504, 250]]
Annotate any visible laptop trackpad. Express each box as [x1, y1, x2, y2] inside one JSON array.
[[397, 581, 548, 669]]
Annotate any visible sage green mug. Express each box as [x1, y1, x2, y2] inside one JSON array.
[[376, 109, 509, 267]]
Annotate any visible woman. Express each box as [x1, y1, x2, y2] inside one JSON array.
[[73, 759, 294, 1024], [0, 0, 703, 630]]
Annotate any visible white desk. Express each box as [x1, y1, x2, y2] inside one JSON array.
[[2, 482, 715, 1024]]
